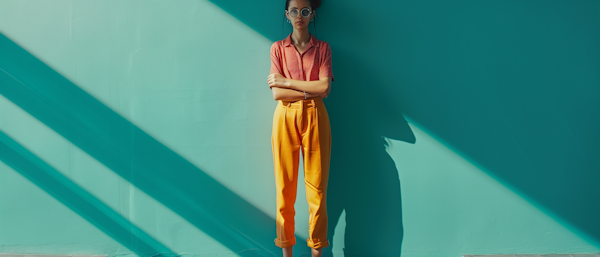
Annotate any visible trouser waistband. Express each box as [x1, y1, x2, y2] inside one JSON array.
[[279, 97, 323, 109]]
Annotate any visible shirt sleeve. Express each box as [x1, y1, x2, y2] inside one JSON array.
[[319, 43, 335, 81], [270, 42, 285, 76]]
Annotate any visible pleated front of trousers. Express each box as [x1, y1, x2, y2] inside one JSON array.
[[271, 96, 332, 249]]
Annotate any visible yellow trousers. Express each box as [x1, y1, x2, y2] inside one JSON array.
[[271, 97, 331, 249]]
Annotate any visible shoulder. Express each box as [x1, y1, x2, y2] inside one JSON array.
[[271, 40, 284, 49], [313, 36, 330, 48], [313, 37, 332, 53], [270, 41, 283, 58]]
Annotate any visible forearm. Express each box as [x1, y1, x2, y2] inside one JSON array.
[[284, 78, 328, 95], [271, 87, 317, 101]]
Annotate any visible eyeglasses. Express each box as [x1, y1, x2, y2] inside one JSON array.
[[287, 7, 313, 18]]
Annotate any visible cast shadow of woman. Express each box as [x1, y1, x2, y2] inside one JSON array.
[[321, 47, 416, 257]]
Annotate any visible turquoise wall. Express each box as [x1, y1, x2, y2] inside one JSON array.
[[1, 0, 599, 257]]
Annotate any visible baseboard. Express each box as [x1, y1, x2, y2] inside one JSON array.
[[0, 254, 107, 257], [464, 254, 600, 257]]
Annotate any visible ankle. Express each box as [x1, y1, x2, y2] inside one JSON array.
[[310, 247, 323, 257], [282, 246, 293, 257]]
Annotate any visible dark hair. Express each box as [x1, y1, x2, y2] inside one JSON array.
[[282, 0, 321, 40]]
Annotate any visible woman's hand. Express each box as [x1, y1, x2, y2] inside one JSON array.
[[268, 73, 291, 88]]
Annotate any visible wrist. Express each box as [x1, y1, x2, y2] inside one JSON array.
[[284, 79, 291, 88]]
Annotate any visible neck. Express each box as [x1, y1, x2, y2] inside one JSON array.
[[291, 30, 310, 45]]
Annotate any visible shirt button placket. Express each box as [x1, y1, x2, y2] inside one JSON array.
[[298, 52, 304, 80]]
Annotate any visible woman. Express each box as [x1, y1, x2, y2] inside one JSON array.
[[267, 0, 334, 256]]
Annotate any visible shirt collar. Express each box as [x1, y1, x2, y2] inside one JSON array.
[[284, 33, 316, 49]]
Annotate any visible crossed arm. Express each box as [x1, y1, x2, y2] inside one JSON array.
[[267, 73, 332, 101]]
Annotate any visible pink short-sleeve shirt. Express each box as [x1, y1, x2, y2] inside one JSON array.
[[270, 33, 335, 82]]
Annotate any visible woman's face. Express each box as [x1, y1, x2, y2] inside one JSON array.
[[286, 0, 315, 31]]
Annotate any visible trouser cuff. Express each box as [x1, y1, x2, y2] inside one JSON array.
[[307, 238, 329, 249], [274, 237, 296, 248]]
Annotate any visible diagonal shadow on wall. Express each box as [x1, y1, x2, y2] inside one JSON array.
[[379, 0, 600, 244], [0, 33, 289, 257], [209, 1, 416, 256], [0, 130, 176, 255]]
